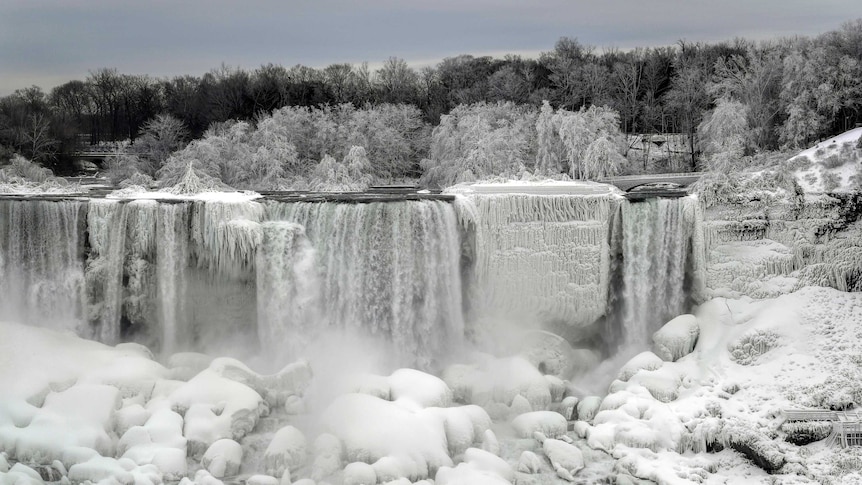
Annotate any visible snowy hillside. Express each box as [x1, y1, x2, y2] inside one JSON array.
[[789, 127, 862, 193]]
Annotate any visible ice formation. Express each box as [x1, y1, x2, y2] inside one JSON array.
[[4, 174, 862, 485]]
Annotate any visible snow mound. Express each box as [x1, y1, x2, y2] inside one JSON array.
[[321, 393, 453, 479], [388, 368, 452, 407], [652, 314, 699, 362], [264, 425, 307, 478], [202, 439, 243, 478], [617, 351, 665, 382], [511, 411, 567, 439]]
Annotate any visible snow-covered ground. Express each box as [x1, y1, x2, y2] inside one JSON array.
[[2, 284, 861, 485], [789, 127, 862, 193]]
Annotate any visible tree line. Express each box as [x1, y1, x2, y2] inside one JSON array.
[[0, 19, 860, 178]]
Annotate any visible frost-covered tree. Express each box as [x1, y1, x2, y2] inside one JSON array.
[[419, 102, 537, 187], [133, 114, 189, 177], [308, 150, 371, 191], [697, 97, 749, 172], [535, 101, 565, 175], [583, 136, 626, 179], [556, 105, 626, 179]]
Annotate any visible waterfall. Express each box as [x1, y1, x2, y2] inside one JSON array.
[[0, 200, 86, 333], [614, 197, 703, 349], [157, 203, 190, 355], [256, 222, 320, 362], [266, 200, 464, 369], [0, 191, 705, 367], [86, 199, 129, 344]]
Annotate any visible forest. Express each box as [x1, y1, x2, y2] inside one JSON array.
[[0, 19, 860, 190]]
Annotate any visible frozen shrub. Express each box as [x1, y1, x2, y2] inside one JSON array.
[[781, 421, 832, 445], [820, 154, 845, 169], [822, 170, 841, 192], [729, 329, 780, 365]]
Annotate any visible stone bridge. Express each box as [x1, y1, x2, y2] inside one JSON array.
[[599, 172, 706, 192]]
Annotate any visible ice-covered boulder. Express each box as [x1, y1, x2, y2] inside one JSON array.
[[559, 396, 579, 421], [481, 429, 500, 456], [617, 352, 664, 382], [462, 448, 513, 482], [169, 368, 267, 451], [0, 384, 121, 464], [543, 438, 584, 480], [202, 439, 243, 478], [321, 393, 453, 479], [652, 314, 699, 362], [68, 456, 135, 485], [371, 456, 404, 483], [247, 474, 279, 485], [388, 369, 452, 408], [520, 330, 577, 378], [576, 396, 602, 423], [264, 425, 308, 478], [118, 400, 187, 480], [510, 394, 532, 416], [517, 450, 543, 474], [261, 360, 314, 406], [511, 411, 567, 438], [343, 462, 377, 485]]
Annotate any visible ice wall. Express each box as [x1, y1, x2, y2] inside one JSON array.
[[459, 192, 613, 334], [0, 199, 86, 334], [702, 193, 862, 298]]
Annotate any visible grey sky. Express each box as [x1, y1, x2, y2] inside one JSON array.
[[1, 0, 857, 95]]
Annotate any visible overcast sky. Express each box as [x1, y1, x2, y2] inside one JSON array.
[[1, 0, 858, 95]]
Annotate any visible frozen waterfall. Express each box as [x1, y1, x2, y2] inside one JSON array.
[[0, 191, 705, 367], [610, 197, 705, 350]]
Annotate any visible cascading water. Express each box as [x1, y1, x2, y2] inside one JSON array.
[[0, 191, 704, 369], [265, 200, 464, 369], [613, 197, 704, 349], [256, 221, 320, 362], [0, 199, 86, 333], [157, 202, 190, 355]]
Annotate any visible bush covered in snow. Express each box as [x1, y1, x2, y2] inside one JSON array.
[[728, 329, 781, 365], [781, 421, 833, 445]]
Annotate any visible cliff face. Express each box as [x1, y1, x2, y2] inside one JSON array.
[[702, 192, 862, 299]]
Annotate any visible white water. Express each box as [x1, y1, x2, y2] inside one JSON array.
[[0, 193, 703, 369], [0, 200, 86, 333], [617, 197, 704, 348]]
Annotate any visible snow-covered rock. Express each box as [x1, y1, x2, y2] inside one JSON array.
[[321, 393, 452, 479], [576, 396, 602, 423], [201, 439, 243, 478], [617, 351, 664, 382], [517, 450, 543, 474], [542, 438, 584, 479], [264, 426, 307, 478], [343, 462, 377, 485], [388, 369, 452, 408], [247, 474, 279, 485], [652, 314, 699, 362], [511, 411, 567, 438]]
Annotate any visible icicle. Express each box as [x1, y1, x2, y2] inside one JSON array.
[[190, 200, 264, 279], [467, 193, 614, 331]]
